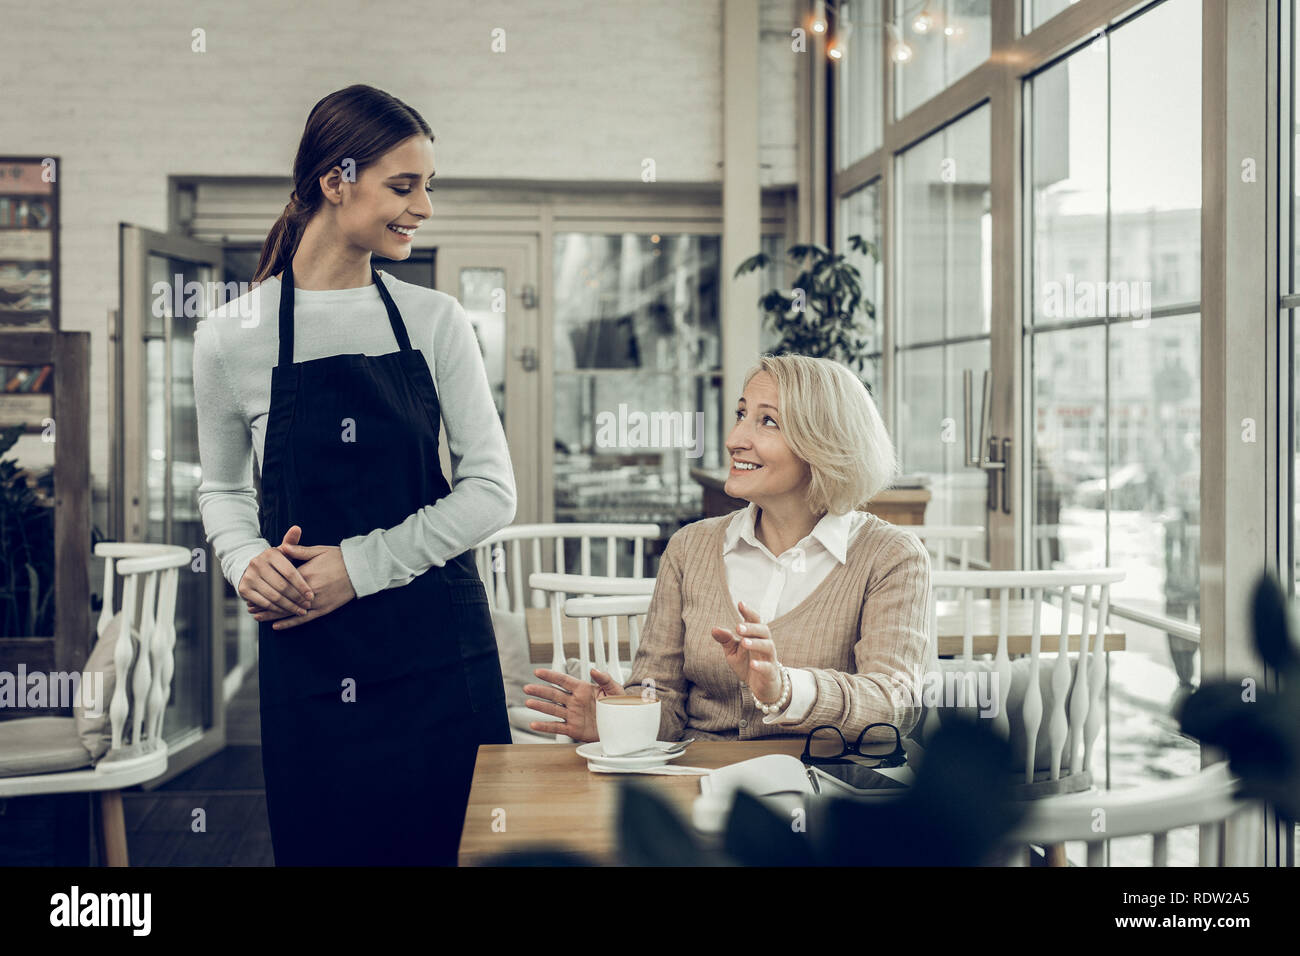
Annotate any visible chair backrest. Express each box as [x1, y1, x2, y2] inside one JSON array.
[[925, 568, 1125, 789], [912, 525, 986, 573], [561, 593, 653, 687], [474, 523, 660, 613], [94, 543, 191, 757], [1004, 761, 1261, 866], [527, 573, 657, 743]]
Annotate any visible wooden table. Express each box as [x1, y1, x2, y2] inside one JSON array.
[[457, 738, 806, 865], [525, 599, 1126, 664], [526, 607, 629, 664], [933, 599, 1125, 656]]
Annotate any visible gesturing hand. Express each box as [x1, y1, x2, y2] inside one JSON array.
[[522, 667, 627, 742], [247, 535, 357, 630], [710, 600, 784, 704]]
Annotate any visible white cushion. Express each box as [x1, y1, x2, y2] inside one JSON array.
[[73, 611, 135, 759], [0, 716, 93, 777], [490, 607, 532, 709]]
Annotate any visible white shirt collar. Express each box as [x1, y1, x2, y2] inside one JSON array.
[[723, 502, 855, 564]]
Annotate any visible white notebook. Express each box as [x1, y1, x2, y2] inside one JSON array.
[[698, 754, 816, 800]]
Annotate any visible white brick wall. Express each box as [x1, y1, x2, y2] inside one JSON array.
[[0, 0, 801, 510]]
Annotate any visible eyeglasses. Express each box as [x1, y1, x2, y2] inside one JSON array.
[[800, 722, 907, 769]]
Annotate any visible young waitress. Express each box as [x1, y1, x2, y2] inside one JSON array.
[[192, 85, 515, 865]]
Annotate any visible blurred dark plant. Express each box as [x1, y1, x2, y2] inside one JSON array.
[[1177, 571, 1300, 820], [616, 717, 1027, 866], [733, 238, 878, 392], [0, 424, 55, 637]]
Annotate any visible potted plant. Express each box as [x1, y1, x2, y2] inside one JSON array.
[[733, 236, 880, 393], [0, 423, 56, 638]]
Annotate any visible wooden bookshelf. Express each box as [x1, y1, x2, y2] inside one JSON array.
[[0, 391, 53, 433]]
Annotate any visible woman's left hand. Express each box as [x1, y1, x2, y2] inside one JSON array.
[[247, 543, 356, 630], [710, 600, 784, 705]]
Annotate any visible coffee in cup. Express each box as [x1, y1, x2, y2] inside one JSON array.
[[595, 694, 662, 756]]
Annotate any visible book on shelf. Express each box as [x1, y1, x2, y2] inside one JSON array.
[[3, 365, 53, 394]]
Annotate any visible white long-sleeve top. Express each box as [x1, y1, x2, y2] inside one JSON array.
[[191, 270, 517, 600], [721, 502, 871, 724]]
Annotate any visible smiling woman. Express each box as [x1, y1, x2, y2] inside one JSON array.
[[525, 354, 932, 749], [194, 84, 515, 867]]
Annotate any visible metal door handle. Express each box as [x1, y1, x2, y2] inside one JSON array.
[[512, 346, 537, 372], [1001, 437, 1012, 515], [963, 369, 1006, 515]]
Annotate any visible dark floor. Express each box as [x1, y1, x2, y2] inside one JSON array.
[[120, 670, 275, 866]]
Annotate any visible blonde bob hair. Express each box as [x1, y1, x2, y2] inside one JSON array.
[[742, 354, 899, 516]]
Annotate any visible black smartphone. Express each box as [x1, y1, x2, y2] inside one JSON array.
[[808, 761, 911, 796]]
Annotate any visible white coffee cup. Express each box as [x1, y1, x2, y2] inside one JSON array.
[[595, 694, 662, 756]]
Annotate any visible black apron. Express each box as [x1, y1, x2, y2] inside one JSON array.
[[256, 259, 510, 866]]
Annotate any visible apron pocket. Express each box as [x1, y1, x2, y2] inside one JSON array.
[[450, 578, 506, 715]]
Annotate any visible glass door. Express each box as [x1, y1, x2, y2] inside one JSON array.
[[117, 224, 227, 782], [893, 104, 993, 563], [550, 231, 724, 541], [435, 240, 540, 524]]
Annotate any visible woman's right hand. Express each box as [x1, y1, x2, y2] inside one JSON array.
[[238, 526, 315, 618], [523, 667, 626, 741]]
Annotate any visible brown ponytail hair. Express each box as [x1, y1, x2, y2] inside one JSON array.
[[253, 84, 434, 284]]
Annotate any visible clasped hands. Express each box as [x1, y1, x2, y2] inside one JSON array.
[[523, 599, 785, 740], [239, 525, 357, 630]]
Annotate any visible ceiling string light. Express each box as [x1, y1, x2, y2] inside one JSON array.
[[817, 0, 971, 63]]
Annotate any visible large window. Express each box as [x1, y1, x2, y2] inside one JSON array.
[[1026, 0, 1202, 857], [1028, 0, 1201, 619], [830, 0, 1221, 864], [895, 104, 991, 551]]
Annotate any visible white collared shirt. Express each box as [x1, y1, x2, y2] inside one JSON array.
[[722, 502, 871, 724]]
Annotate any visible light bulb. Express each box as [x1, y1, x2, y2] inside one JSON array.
[[892, 41, 913, 62], [812, 0, 827, 33], [913, 11, 933, 33]]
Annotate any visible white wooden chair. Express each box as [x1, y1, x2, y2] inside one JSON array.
[[474, 524, 657, 746], [912, 525, 986, 572], [474, 523, 659, 614], [0, 542, 188, 866], [560, 593, 654, 686], [1003, 761, 1262, 866], [528, 572, 657, 742], [919, 569, 1126, 799]]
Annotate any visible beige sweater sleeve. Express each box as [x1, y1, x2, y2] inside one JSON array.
[[623, 530, 691, 741], [777, 532, 932, 742]]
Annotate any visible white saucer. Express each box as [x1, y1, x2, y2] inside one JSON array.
[[576, 740, 683, 769]]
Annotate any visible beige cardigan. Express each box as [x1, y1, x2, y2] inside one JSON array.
[[623, 510, 932, 743]]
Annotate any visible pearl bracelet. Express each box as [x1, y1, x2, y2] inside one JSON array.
[[753, 665, 791, 716]]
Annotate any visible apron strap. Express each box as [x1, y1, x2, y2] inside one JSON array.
[[279, 259, 413, 366], [370, 266, 414, 352]]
